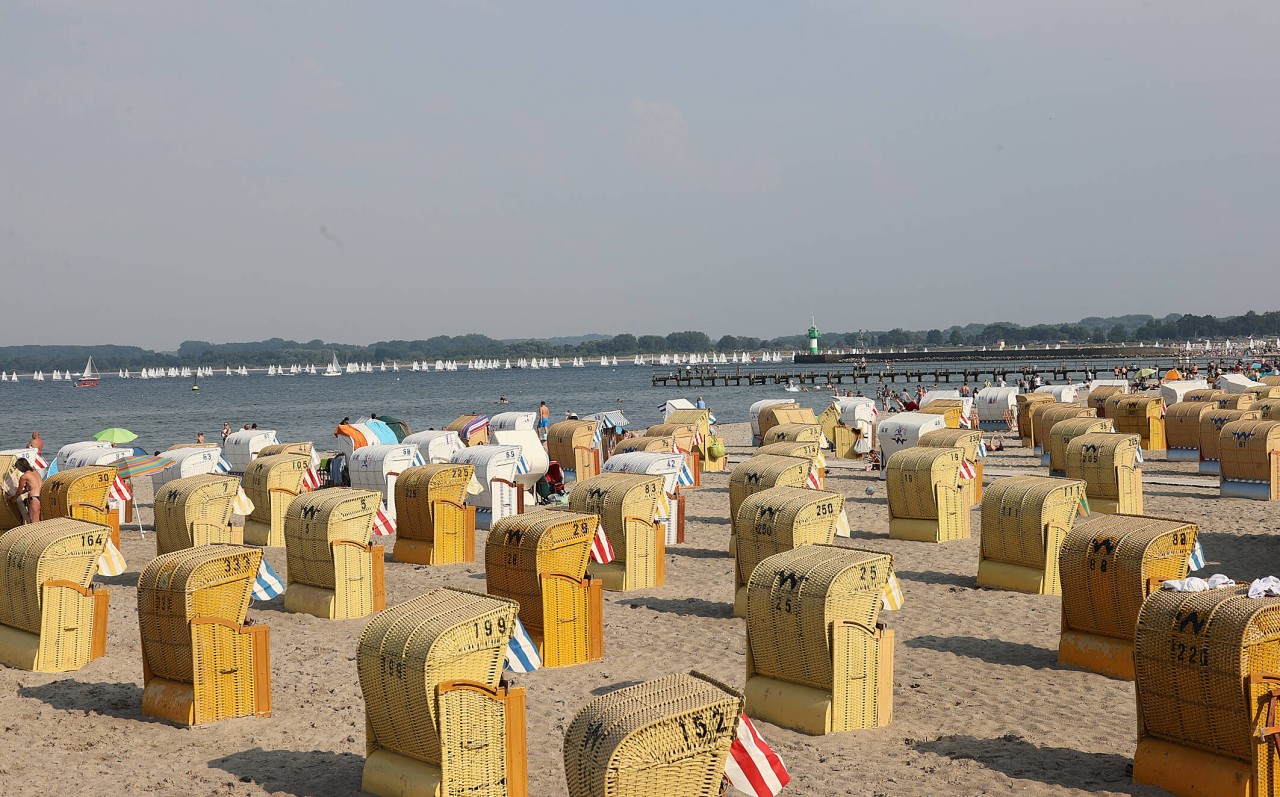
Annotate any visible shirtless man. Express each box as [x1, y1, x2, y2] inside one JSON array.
[[7, 457, 42, 523]]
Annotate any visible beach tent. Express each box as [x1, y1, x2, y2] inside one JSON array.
[[348, 444, 419, 517], [875, 412, 948, 479], [402, 430, 466, 464], [375, 416, 411, 442], [749, 399, 798, 445], [223, 428, 280, 474], [1215, 373, 1262, 393], [1034, 384, 1080, 404], [450, 445, 522, 530], [974, 387, 1019, 430], [603, 451, 686, 545], [490, 412, 550, 493], [1159, 379, 1211, 406], [152, 446, 222, 491]]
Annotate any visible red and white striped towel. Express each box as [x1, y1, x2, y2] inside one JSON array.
[[371, 506, 396, 536], [109, 476, 133, 503], [302, 467, 322, 491], [589, 527, 615, 564]]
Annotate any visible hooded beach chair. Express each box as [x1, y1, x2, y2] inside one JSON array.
[[1015, 393, 1056, 448], [1046, 417, 1114, 476], [1163, 390, 1225, 461], [241, 453, 311, 547], [1065, 433, 1144, 514], [569, 473, 665, 591], [282, 488, 386, 619], [756, 405, 818, 446], [42, 465, 119, 547], [885, 447, 969, 543], [392, 463, 476, 565], [153, 474, 242, 555], [918, 428, 985, 505], [733, 486, 842, 617], [1200, 407, 1262, 475], [1219, 419, 1280, 500], [1031, 403, 1097, 460], [548, 420, 601, 482], [727, 454, 811, 558], [975, 476, 1087, 595], [1105, 394, 1167, 453]]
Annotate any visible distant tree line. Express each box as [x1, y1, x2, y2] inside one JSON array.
[[3, 310, 1278, 371]]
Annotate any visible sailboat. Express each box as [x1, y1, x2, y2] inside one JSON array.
[[76, 357, 100, 387], [323, 354, 342, 377]]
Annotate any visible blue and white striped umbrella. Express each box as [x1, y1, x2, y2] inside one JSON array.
[[504, 617, 542, 673], [252, 560, 286, 601]]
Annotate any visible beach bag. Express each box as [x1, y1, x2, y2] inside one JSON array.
[[708, 436, 726, 460]]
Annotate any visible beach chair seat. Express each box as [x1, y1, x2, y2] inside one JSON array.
[[918, 428, 985, 505], [0, 518, 109, 672], [138, 544, 269, 724], [1219, 419, 1280, 500], [1132, 587, 1280, 797], [728, 454, 811, 558], [282, 488, 386, 619], [569, 473, 665, 591], [359, 588, 527, 797], [241, 454, 311, 547], [976, 476, 1086, 594], [1058, 514, 1196, 679], [885, 447, 969, 542], [733, 486, 842, 617], [42, 465, 119, 548], [563, 671, 743, 797], [548, 420, 601, 482], [153, 475, 242, 555], [486, 508, 602, 668], [392, 464, 476, 565], [745, 545, 895, 734], [1065, 433, 1143, 515]]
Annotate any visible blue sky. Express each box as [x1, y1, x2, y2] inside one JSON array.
[[3, 2, 1277, 347]]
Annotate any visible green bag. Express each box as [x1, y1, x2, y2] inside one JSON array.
[[707, 436, 726, 459]]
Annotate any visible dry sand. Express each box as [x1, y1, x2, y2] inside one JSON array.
[[2, 421, 1271, 796]]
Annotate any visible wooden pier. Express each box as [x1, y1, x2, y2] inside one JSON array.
[[650, 363, 1187, 388]]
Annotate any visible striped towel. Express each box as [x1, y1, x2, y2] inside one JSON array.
[[1136, 445, 1144, 464], [676, 458, 695, 487], [805, 465, 821, 490], [977, 437, 988, 459], [231, 487, 255, 516], [959, 459, 976, 480], [252, 559, 285, 601], [212, 455, 233, 474], [302, 467, 322, 491], [504, 617, 542, 673], [692, 427, 704, 449], [835, 508, 851, 538], [515, 454, 530, 476], [881, 572, 904, 611], [959, 413, 972, 429], [461, 415, 490, 442], [589, 526, 615, 564], [97, 539, 127, 577], [409, 451, 425, 468], [1188, 539, 1206, 572], [109, 476, 133, 503], [592, 422, 603, 449], [1077, 495, 1091, 517], [372, 505, 396, 537], [724, 713, 790, 797], [33, 453, 48, 470]]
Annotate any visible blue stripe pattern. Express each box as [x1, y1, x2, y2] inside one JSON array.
[[504, 617, 542, 673], [252, 560, 286, 601], [1188, 539, 1205, 572]]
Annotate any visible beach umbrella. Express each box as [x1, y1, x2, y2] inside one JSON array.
[[94, 427, 138, 444], [110, 454, 173, 480], [378, 416, 411, 442], [1136, 368, 1157, 378]]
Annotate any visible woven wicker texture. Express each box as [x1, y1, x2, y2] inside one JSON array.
[[393, 464, 474, 564], [1166, 400, 1221, 453], [42, 466, 114, 527], [1218, 393, 1257, 410], [1135, 587, 1280, 766], [242, 454, 310, 545], [153, 475, 240, 555], [755, 441, 821, 460], [1182, 389, 1226, 403], [283, 488, 382, 619], [885, 447, 962, 520], [1264, 376, 1280, 386], [1032, 404, 1097, 453], [0, 454, 24, 531], [1255, 399, 1280, 422], [562, 671, 743, 797], [666, 409, 712, 455], [357, 588, 517, 769], [917, 401, 964, 429], [756, 406, 819, 444], [257, 441, 314, 459], [1043, 418, 1112, 474], [1247, 386, 1280, 401], [735, 487, 842, 592], [0, 518, 105, 634], [486, 508, 595, 636], [1016, 393, 1057, 446], [763, 423, 823, 445], [1201, 409, 1262, 464], [1105, 394, 1167, 451], [644, 423, 697, 453], [1219, 419, 1280, 483], [729, 455, 811, 543], [549, 420, 600, 476], [1065, 433, 1143, 512], [1060, 515, 1195, 642], [1088, 385, 1127, 417], [611, 436, 673, 455], [918, 428, 984, 506], [979, 476, 1085, 592], [570, 473, 664, 591], [447, 414, 491, 446]]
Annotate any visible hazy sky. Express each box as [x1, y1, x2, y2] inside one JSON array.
[[4, 2, 1278, 349]]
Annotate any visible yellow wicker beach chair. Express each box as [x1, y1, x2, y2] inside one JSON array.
[[1263, 376, 1280, 386], [548, 420, 601, 481], [359, 588, 527, 797], [486, 508, 602, 668], [762, 423, 823, 446], [885, 447, 969, 542], [918, 428, 984, 505], [666, 408, 713, 461], [282, 488, 386, 619], [1218, 393, 1257, 411], [820, 399, 878, 460], [42, 465, 118, 547], [447, 414, 491, 447], [138, 544, 269, 725], [612, 436, 674, 456], [1065, 433, 1144, 515], [976, 476, 1086, 595], [1015, 393, 1056, 448], [733, 486, 842, 617], [1219, 419, 1280, 500], [1105, 394, 1167, 453], [1200, 408, 1262, 475], [569, 473, 664, 591], [153, 475, 242, 555], [0, 453, 25, 531], [1255, 399, 1280, 422], [1132, 587, 1280, 797], [0, 518, 109, 672], [1087, 385, 1127, 417], [563, 671, 743, 797], [728, 454, 811, 558], [1032, 404, 1097, 459], [756, 441, 824, 488], [917, 401, 965, 429], [1165, 394, 1225, 461], [1246, 386, 1280, 402], [745, 545, 895, 734], [256, 441, 314, 459], [643, 423, 702, 484], [1058, 515, 1196, 680], [392, 464, 476, 565], [757, 406, 818, 445], [241, 454, 310, 547]]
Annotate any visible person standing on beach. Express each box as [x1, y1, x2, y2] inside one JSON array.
[[221, 422, 231, 444], [696, 396, 706, 409], [6, 458, 42, 523], [27, 432, 43, 454], [538, 401, 550, 441]]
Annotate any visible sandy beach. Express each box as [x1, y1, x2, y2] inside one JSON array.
[[0, 420, 1268, 796]]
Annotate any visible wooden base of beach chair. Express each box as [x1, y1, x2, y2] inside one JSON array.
[[976, 559, 1060, 595], [0, 584, 108, 672], [392, 525, 476, 566], [1199, 460, 1221, 476], [142, 622, 271, 726], [1132, 737, 1251, 797], [243, 518, 284, 547], [889, 517, 969, 543], [228, 526, 244, 545], [284, 573, 386, 620], [106, 515, 120, 550], [1057, 631, 1135, 681]]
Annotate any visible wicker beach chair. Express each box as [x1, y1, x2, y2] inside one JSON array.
[[603, 452, 687, 545], [359, 588, 527, 797], [1105, 394, 1167, 453], [282, 488, 386, 619], [728, 454, 811, 558], [1246, 386, 1280, 402], [1218, 393, 1257, 411], [392, 464, 476, 565], [486, 508, 602, 668], [241, 454, 310, 547], [1200, 408, 1262, 476], [1132, 588, 1280, 797], [257, 441, 314, 460], [569, 473, 664, 591], [756, 441, 824, 488], [0, 453, 26, 531], [919, 428, 985, 505], [563, 671, 743, 797], [1165, 394, 1226, 461], [1065, 433, 1144, 515], [976, 476, 1086, 594], [1087, 385, 1127, 418], [820, 398, 878, 460], [644, 423, 702, 485], [1219, 419, 1280, 500], [0, 518, 109, 672], [757, 405, 818, 445], [733, 486, 842, 618], [1058, 514, 1196, 679], [1256, 399, 1280, 422], [137, 544, 269, 724], [667, 408, 718, 470], [42, 465, 118, 546], [1032, 404, 1097, 459], [612, 436, 674, 456], [447, 414, 491, 447], [548, 420, 601, 481], [745, 545, 895, 734], [763, 423, 823, 445], [885, 447, 969, 543], [153, 475, 242, 555], [917, 400, 965, 429], [1015, 393, 1056, 448]]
